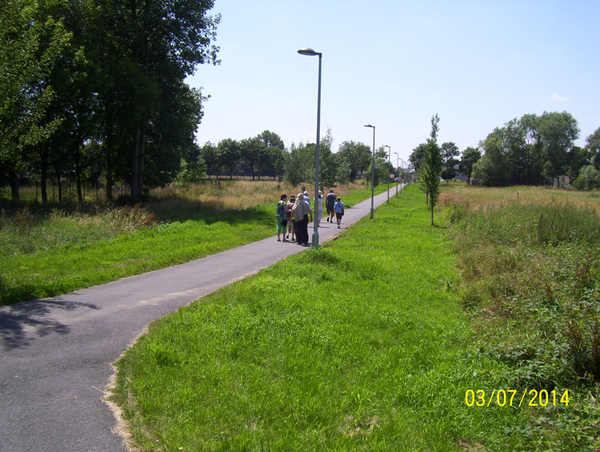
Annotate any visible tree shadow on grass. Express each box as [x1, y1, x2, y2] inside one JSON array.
[[0, 297, 100, 351], [148, 198, 273, 225]]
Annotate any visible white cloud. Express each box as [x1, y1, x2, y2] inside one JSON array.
[[548, 93, 571, 102]]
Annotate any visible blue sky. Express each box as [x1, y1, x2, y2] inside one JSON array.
[[187, 0, 600, 163]]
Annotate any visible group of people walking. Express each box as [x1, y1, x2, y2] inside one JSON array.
[[276, 189, 345, 245]]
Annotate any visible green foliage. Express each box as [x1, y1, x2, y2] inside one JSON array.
[[365, 148, 389, 187], [0, 0, 71, 200], [1, 0, 221, 202], [317, 128, 338, 188], [283, 142, 314, 186], [475, 112, 580, 187], [449, 197, 600, 450], [573, 165, 600, 190], [217, 138, 240, 178], [200, 141, 219, 177], [174, 155, 206, 186], [336, 140, 371, 181], [335, 158, 352, 185], [473, 127, 511, 186], [440, 142, 460, 182], [458, 147, 481, 184], [419, 114, 443, 225]]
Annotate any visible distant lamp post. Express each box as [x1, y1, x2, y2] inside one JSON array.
[[298, 47, 322, 249], [364, 124, 375, 219], [394, 152, 399, 197], [384, 145, 391, 203]]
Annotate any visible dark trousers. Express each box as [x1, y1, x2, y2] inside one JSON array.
[[295, 215, 309, 244]]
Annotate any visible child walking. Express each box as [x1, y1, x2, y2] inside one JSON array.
[[334, 197, 344, 228]]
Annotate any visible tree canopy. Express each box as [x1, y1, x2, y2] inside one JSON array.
[[0, 0, 220, 202], [474, 111, 580, 187]]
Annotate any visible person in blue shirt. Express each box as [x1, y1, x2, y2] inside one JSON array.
[[334, 197, 344, 229], [325, 189, 336, 223]]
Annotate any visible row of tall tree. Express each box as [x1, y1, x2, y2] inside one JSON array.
[[1, 0, 220, 202], [182, 129, 394, 190], [473, 112, 600, 187], [409, 111, 600, 189]]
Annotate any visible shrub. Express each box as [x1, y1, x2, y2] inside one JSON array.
[[573, 165, 600, 190]]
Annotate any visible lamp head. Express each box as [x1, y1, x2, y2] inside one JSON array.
[[298, 48, 320, 56], [364, 124, 374, 128]]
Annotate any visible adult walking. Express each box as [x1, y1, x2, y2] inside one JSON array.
[[303, 190, 310, 206], [317, 191, 324, 225], [293, 193, 313, 245], [285, 194, 296, 242], [276, 194, 288, 242], [326, 189, 336, 223]]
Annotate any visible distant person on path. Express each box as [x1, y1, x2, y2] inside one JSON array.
[[303, 190, 310, 207], [285, 194, 296, 242], [276, 194, 288, 242], [293, 193, 312, 245], [334, 197, 344, 229], [326, 189, 336, 223], [317, 191, 324, 225]]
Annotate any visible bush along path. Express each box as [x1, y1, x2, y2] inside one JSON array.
[[111, 185, 539, 452]]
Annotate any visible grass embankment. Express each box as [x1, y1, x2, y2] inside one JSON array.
[[441, 184, 600, 451], [0, 181, 391, 306], [111, 185, 530, 452]]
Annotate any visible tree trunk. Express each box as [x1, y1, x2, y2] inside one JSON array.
[[9, 170, 20, 201], [41, 141, 49, 203], [75, 141, 83, 203], [55, 164, 63, 203], [131, 128, 140, 201], [131, 123, 146, 202]]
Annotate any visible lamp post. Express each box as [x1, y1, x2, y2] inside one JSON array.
[[384, 145, 391, 203], [298, 47, 322, 249], [364, 124, 375, 219], [394, 152, 399, 197]]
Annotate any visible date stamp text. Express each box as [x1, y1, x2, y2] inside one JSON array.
[[465, 389, 570, 407]]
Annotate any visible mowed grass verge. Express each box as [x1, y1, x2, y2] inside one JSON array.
[[110, 185, 529, 452], [0, 183, 393, 306]]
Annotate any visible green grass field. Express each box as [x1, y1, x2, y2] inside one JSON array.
[[0, 182, 392, 306], [110, 186, 538, 452], [5, 181, 599, 449]]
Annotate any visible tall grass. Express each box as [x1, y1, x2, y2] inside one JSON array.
[[444, 184, 600, 450], [147, 181, 369, 221], [0, 180, 386, 306]]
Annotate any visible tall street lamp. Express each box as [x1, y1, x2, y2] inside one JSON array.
[[364, 124, 375, 219], [394, 152, 399, 197], [384, 145, 391, 203], [298, 47, 322, 249]]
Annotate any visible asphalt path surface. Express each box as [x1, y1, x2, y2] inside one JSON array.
[[0, 186, 404, 452]]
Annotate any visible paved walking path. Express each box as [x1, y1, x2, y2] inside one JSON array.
[[0, 186, 404, 452]]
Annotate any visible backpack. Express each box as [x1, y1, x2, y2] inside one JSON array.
[[276, 201, 285, 216]]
